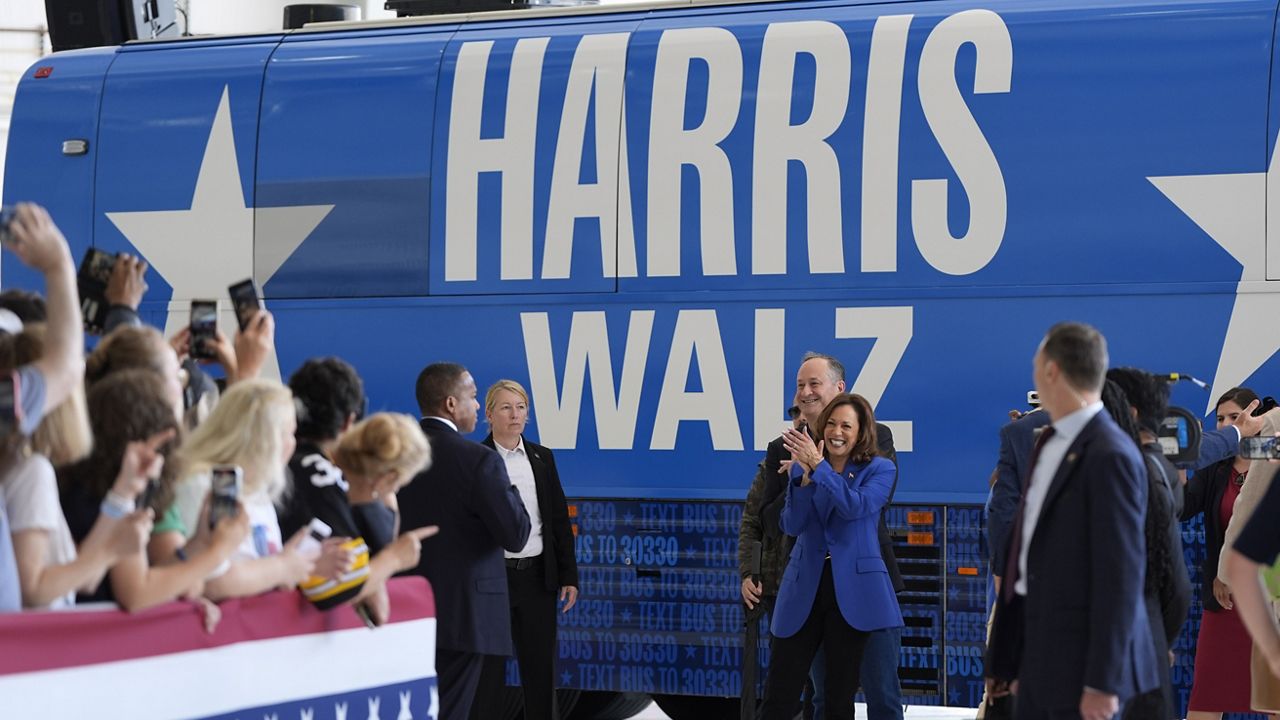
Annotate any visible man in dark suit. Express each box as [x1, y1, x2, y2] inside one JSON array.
[[399, 362, 532, 720], [986, 323, 1159, 720]]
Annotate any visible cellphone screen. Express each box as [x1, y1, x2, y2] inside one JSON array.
[[1240, 436, 1279, 461], [191, 302, 217, 330], [0, 375, 15, 437], [77, 249, 118, 334], [208, 465, 242, 529], [228, 280, 263, 331], [190, 301, 218, 359]]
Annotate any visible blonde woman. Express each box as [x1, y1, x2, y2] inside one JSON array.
[[0, 326, 150, 608], [470, 379, 578, 720], [330, 412, 439, 622], [172, 378, 330, 600]]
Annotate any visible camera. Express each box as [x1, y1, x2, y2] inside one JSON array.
[[77, 248, 119, 334]]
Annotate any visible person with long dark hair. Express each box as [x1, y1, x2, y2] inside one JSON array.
[[1184, 387, 1268, 719], [759, 393, 902, 720]]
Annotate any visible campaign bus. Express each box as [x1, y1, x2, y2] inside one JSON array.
[[5, 0, 1278, 716]]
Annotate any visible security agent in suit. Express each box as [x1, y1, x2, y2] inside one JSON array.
[[989, 405, 1259, 594], [399, 363, 532, 720], [470, 379, 579, 720], [986, 323, 1159, 720]]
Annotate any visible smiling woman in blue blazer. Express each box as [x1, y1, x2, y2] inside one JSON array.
[[760, 393, 904, 720]]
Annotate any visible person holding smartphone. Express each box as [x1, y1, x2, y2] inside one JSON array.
[[171, 379, 333, 601], [57, 369, 249, 612], [0, 203, 127, 612]]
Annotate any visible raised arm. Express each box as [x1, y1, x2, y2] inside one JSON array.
[[6, 204, 83, 413]]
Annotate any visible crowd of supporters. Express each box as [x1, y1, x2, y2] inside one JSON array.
[[0, 202, 434, 627]]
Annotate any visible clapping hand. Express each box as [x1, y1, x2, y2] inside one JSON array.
[[781, 428, 823, 472]]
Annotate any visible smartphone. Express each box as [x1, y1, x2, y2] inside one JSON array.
[[0, 373, 18, 439], [208, 464, 243, 530], [227, 279, 264, 331], [77, 248, 118, 334], [0, 205, 16, 247], [137, 478, 159, 512], [1240, 436, 1280, 461], [297, 517, 333, 559], [353, 602, 377, 629], [189, 299, 218, 360]]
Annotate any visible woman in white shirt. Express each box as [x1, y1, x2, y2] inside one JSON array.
[[172, 378, 333, 600], [1, 325, 150, 609]]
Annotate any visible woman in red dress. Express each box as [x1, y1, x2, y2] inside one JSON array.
[[1183, 387, 1270, 718]]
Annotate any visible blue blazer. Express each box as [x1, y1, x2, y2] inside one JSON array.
[[987, 410, 1051, 575], [771, 455, 903, 638]]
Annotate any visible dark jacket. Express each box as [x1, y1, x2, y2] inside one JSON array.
[[481, 433, 579, 593], [987, 411, 1159, 707], [398, 418, 531, 654], [988, 410, 1051, 575], [757, 422, 903, 594], [1180, 456, 1235, 612]]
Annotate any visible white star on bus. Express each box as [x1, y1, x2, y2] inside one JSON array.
[[1149, 141, 1280, 411], [105, 85, 333, 381]]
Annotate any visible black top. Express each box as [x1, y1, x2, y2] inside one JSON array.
[[280, 441, 397, 553], [398, 418, 531, 655], [1234, 472, 1280, 566], [1181, 457, 1236, 611], [59, 476, 115, 604], [1140, 443, 1191, 647]]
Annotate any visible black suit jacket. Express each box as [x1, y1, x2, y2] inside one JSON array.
[[398, 418, 532, 655], [987, 411, 1159, 707], [482, 434, 579, 593], [1181, 456, 1234, 612], [760, 422, 903, 593]]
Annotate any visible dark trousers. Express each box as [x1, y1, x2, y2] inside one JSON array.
[[438, 647, 485, 720], [470, 560, 559, 720], [760, 561, 870, 720]]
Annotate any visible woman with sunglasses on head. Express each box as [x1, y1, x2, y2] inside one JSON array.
[[759, 393, 903, 720]]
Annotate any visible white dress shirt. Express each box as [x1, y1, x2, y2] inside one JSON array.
[[495, 437, 544, 559], [1016, 401, 1103, 597]]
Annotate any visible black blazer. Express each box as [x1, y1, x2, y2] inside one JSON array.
[[482, 434, 579, 593], [398, 418, 531, 655], [1181, 457, 1234, 612], [760, 422, 904, 593], [987, 411, 1159, 707]]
